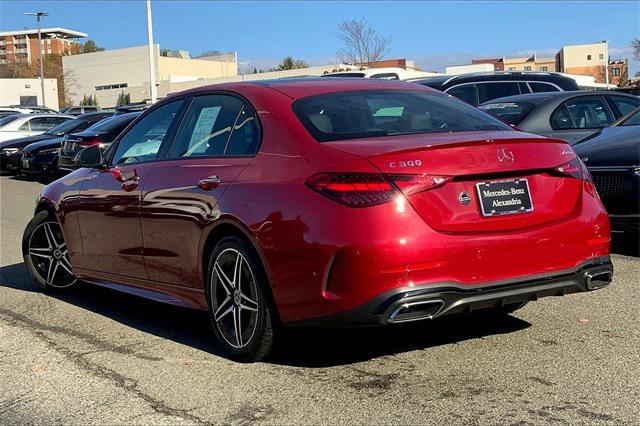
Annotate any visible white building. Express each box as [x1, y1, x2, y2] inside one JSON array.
[[63, 45, 239, 106], [0, 78, 59, 110]]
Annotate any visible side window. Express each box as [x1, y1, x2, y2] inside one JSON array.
[[550, 105, 574, 130], [170, 95, 244, 158], [529, 82, 560, 93], [476, 82, 520, 104], [19, 121, 31, 131], [608, 97, 640, 117], [111, 100, 182, 165], [563, 97, 614, 129], [446, 85, 478, 105], [225, 106, 260, 156]]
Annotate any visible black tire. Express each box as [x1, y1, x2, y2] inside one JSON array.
[[206, 236, 274, 362], [22, 211, 78, 291]]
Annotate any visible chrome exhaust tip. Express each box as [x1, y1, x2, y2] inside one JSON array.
[[387, 299, 445, 324], [585, 270, 612, 290]]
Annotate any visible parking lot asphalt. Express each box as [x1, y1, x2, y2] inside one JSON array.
[[1, 173, 639, 425]]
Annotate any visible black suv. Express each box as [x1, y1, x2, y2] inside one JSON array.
[[409, 72, 580, 106]]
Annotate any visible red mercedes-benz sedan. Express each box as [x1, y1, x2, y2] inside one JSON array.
[[23, 79, 612, 361]]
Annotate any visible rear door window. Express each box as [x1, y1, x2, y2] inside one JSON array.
[[560, 97, 614, 129], [550, 105, 574, 129], [476, 82, 521, 104], [170, 94, 257, 158], [446, 85, 478, 105], [370, 73, 399, 80]]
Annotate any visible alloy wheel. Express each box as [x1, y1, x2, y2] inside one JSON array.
[[210, 248, 260, 349], [27, 221, 76, 288]]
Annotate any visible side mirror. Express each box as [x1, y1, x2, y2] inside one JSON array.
[[74, 145, 104, 168]]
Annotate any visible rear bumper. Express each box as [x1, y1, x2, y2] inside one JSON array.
[[289, 257, 612, 326]]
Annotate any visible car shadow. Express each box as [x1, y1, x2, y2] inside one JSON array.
[[611, 233, 639, 257], [7, 172, 59, 185], [0, 262, 531, 367]]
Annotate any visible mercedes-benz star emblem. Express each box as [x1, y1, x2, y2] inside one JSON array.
[[459, 192, 471, 205], [497, 147, 515, 165]]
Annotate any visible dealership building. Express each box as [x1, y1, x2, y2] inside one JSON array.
[[62, 45, 240, 106]]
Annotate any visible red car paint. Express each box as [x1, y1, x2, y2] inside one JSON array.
[[36, 79, 610, 323]]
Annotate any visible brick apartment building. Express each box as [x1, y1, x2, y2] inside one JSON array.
[[0, 28, 86, 66], [471, 41, 629, 86]]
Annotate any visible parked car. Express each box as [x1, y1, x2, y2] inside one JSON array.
[[0, 106, 34, 115], [7, 105, 59, 114], [322, 67, 438, 80], [1, 112, 112, 173], [59, 105, 102, 115], [573, 107, 640, 238], [114, 104, 151, 115], [57, 112, 140, 171], [409, 72, 580, 106], [23, 79, 612, 362], [479, 91, 640, 143], [0, 113, 73, 143], [19, 112, 115, 175]]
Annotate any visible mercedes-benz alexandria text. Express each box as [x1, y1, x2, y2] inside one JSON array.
[[23, 79, 612, 362]]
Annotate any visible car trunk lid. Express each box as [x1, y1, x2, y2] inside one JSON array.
[[324, 131, 583, 233]]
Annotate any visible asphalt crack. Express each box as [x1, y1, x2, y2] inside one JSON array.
[[0, 307, 211, 425]]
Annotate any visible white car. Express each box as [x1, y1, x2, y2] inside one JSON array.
[[0, 114, 74, 143], [0, 107, 34, 115], [321, 66, 441, 80]]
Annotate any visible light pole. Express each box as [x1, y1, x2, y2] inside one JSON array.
[[146, 0, 157, 103], [23, 11, 48, 107]]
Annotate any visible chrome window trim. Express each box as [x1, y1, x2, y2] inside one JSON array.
[[445, 80, 563, 93]]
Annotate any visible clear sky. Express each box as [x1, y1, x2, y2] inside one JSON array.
[[1, 0, 638, 74]]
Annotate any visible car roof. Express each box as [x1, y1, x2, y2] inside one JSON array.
[[172, 78, 433, 101], [481, 90, 639, 106], [410, 71, 575, 88]]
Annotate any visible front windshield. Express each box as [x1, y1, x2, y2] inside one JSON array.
[[46, 118, 81, 135], [0, 115, 19, 128]]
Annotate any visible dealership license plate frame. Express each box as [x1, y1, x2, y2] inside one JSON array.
[[475, 178, 534, 217], [22, 159, 29, 169]]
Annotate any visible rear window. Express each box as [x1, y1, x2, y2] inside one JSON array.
[[478, 102, 535, 125], [292, 90, 511, 142]]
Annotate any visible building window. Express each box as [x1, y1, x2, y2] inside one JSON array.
[[599, 54, 604, 60], [612, 68, 621, 77], [524, 66, 532, 71], [508, 67, 516, 71], [540, 67, 548, 71], [95, 83, 129, 91], [587, 55, 592, 60]]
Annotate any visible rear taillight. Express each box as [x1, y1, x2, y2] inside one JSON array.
[[79, 140, 101, 147], [554, 157, 593, 183], [306, 173, 450, 207]]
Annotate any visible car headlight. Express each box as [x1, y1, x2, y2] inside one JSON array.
[[39, 148, 60, 155], [1, 148, 20, 155]]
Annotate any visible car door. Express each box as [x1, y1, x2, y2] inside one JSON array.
[[547, 96, 616, 143], [141, 93, 260, 287], [75, 99, 184, 279]]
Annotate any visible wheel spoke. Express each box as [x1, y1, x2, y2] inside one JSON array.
[[233, 252, 244, 289], [46, 260, 59, 285], [214, 262, 234, 295], [59, 256, 74, 275], [232, 306, 242, 347], [29, 247, 53, 259], [214, 297, 233, 322], [42, 223, 56, 249], [239, 293, 258, 312]]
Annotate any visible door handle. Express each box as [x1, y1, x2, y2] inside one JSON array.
[[122, 176, 140, 192], [198, 176, 222, 191]]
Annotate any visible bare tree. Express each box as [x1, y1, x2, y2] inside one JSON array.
[[632, 38, 640, 61], [336, 18, 391, 67]]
